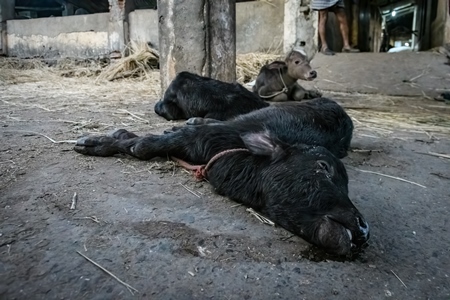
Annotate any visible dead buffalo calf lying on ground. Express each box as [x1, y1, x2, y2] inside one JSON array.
[[155, 71, 269, 121], [253, 48, 322, 102], [74, 98, 369, 255]]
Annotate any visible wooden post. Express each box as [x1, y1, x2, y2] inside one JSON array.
[[208, 0, 236, 82], [158, 0, 236, 95], [108, 0, 133, 58], [0, 0, 15, 55]]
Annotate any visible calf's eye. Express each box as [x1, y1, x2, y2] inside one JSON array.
[[317, 160, 334, 177]]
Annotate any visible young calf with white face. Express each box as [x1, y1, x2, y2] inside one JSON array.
[[253, 48, 322, 102]]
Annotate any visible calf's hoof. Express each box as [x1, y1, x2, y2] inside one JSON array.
[[107, 129, 137, 140], [306, 90, 323, 99], [73, 135, 118, 157]]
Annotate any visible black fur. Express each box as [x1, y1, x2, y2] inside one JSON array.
[[155, 71, 269, 121], [74, 98, 369, 255]]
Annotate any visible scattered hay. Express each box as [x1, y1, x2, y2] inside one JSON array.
[[0, 57, 46, 70], [347, 105, 450, 135], [236, 52, 281, 84], [0, 46, 281, 86], [56, 57, 109, 78], [326, 92, 450, 136], [97, 41, 159, 82], [0, 57, 52, 83]]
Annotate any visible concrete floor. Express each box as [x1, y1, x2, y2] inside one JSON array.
[[303, 51, 450, 98]]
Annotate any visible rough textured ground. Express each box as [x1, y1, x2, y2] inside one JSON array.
[[1, 53, 450, 300], [302, 51, 450, 98]]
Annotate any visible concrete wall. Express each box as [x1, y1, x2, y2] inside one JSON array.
[[129, 2, 285, 54], [128, 9, 159, 48], [0, 0, 15, 55], [236, 0, 284, 53], [7, 13, 110, 58], [5, 1, 286, 58]]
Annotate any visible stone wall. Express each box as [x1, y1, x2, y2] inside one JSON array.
[[7, 13, 110, 58], [129, 1, 285, 54], [6, 1, 286, 58], [236, 0, 284, 53], [128, 9, 159, 48]]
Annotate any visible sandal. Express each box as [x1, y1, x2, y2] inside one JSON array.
[[434, 92, 450, 104], [342, 47, 360, 53], [321, 48, 335, 56]]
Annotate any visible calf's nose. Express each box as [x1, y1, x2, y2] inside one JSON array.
[[309, 70, 317, 79], [357, 216, 370, 239]]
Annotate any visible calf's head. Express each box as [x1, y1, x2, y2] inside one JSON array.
[[241, 132, 369, 256], [285, 48, 317, 81]]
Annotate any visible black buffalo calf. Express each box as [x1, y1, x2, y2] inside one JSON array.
[[154, 71, 269, 121], [74, 98, 368, 255], [184, 97, 353, 159]]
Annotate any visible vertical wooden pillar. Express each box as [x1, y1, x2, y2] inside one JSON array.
[[158, 0, 236, 95], [0, 0, 15, 55], [208, 0, 236, 82], [108, 0, 133, 58]]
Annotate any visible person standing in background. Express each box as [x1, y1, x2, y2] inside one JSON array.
[[311, 0, 359, 55]]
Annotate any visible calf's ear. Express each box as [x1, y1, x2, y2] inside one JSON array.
[[241, 131, 285, 159]]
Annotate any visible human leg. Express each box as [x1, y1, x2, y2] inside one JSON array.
[[318, 10, 335, 55], [333, 6, 359, 52]]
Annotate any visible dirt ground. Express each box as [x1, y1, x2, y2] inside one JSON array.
[[0, 53, 450, 300]]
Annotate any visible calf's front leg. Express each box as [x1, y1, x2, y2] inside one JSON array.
[[291, 83, 322, 100], [74, 129, 171, 160]]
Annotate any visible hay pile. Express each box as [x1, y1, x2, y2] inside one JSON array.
[[0, 56, 106, 83], [1, 45, 280, 85], [57, 58, 109, 78], [97, 41, 159, 81], [0, 57, 53, 84], [0, 58, 46, 70], [236, 52, 281, 84], [95, 44, 280, 84]]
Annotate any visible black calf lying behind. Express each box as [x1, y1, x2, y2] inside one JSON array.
[[74, 98, 368, 255], [155, 71, 269, 121]]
